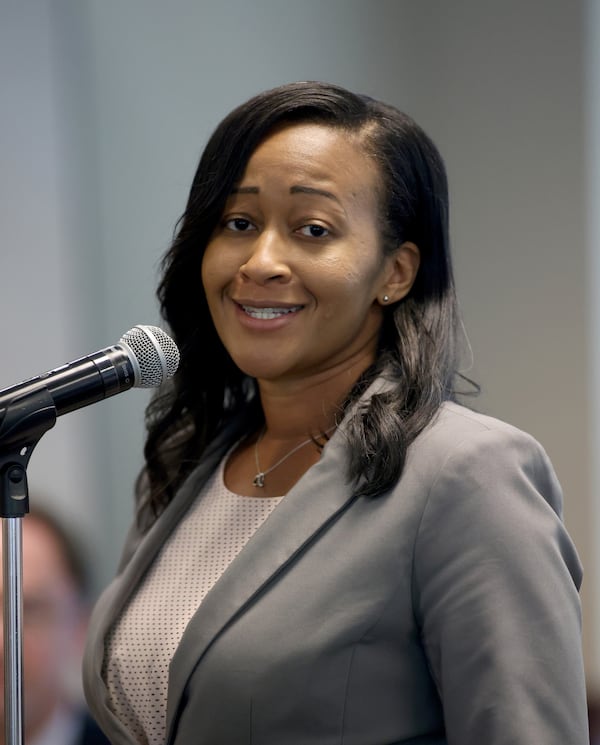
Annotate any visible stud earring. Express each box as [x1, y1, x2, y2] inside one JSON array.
[[382, 294, 390, 303]]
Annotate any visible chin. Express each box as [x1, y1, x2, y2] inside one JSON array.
[[232, 355, 294, 381], [240, 366, 289, 382]]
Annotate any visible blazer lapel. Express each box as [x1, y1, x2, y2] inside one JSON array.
[[165, 425, 358, 740]]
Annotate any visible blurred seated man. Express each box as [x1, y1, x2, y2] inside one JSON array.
[[0, 505, 109, 745]]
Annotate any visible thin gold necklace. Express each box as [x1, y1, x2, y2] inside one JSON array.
[[252, 426, 336, 488]]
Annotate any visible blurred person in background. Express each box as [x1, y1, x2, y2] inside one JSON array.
[[0, 505, 109, 745]]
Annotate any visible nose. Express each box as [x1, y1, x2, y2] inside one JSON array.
[[239, 227, 291, 285]]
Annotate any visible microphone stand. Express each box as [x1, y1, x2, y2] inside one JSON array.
[[0, 389, 57, 745]]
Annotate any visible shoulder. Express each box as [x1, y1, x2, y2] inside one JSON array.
[[117, 424, 240, 571], [407, 400, 582, 589], [419, 400, 543, 450], [407, 401, 561, 512]]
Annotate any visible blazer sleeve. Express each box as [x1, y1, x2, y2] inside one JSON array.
[[412, 423, 589, 744]]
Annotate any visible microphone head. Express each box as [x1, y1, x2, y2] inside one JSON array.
[[119, 325, 180, 388]]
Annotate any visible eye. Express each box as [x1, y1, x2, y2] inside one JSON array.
[[298, 224, 330, 238], [224, 217, 256, 232]]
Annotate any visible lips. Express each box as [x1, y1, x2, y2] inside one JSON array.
[[240, 304, 303, 320]]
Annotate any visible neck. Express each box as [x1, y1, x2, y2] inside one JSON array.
[[256, 356, 372, 439], [223, 357, 374, 497]]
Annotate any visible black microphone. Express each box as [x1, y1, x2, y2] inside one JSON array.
[[0, 325, 180, 450]]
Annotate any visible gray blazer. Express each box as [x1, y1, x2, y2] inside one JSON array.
[[83, 400, 588, 744]]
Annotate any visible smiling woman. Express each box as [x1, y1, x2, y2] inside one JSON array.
[[82, 82, 589, 745]]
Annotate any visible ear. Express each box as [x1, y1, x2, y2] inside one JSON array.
[[377, 241, 420, 306]]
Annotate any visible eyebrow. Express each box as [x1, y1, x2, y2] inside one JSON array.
[[290, 185, 340, 203], [230, 184, 340, 203], [231, 186, 259, 194]]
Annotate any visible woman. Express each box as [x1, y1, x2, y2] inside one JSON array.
[[83, 82, 589, 744]]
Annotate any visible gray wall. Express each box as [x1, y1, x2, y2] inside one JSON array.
[[1, 0, 597, 689]]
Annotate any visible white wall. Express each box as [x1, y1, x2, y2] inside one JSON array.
[[1, 0, 597, 688]]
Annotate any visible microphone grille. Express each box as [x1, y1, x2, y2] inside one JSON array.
[[119, 325, 180, 388]]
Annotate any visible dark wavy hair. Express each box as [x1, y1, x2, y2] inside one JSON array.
[[135, 81, 472, 528]]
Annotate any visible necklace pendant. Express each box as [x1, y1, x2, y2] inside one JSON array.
[[253, 472, 266, 488]]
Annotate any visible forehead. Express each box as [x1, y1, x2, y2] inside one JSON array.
[[241, 123, 380, 192]]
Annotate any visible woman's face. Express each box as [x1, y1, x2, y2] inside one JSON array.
[[202, 123, 414, 387]]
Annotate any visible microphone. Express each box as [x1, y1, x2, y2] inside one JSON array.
[[0, 325, 180, 450]]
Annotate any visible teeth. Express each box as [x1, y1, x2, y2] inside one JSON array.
[[241, 305, 301, 320]]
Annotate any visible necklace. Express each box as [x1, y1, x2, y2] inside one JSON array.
[[252, 426, 336, 488]]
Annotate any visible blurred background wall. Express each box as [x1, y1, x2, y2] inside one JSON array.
[[1, 0, 598, 693]]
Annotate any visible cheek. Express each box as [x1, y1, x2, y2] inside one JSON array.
[[200, 249, 217, 291], [202, 245, 240, 299], [317, 255, 381, 301], [313, 254, 361, 287]]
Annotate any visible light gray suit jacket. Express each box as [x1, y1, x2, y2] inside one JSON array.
[[83, 400, 588, 744]]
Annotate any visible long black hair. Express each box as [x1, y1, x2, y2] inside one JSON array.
[[136, 81, 471, 528]]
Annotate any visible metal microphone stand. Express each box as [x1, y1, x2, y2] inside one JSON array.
[[0, 389, 57, 745]]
